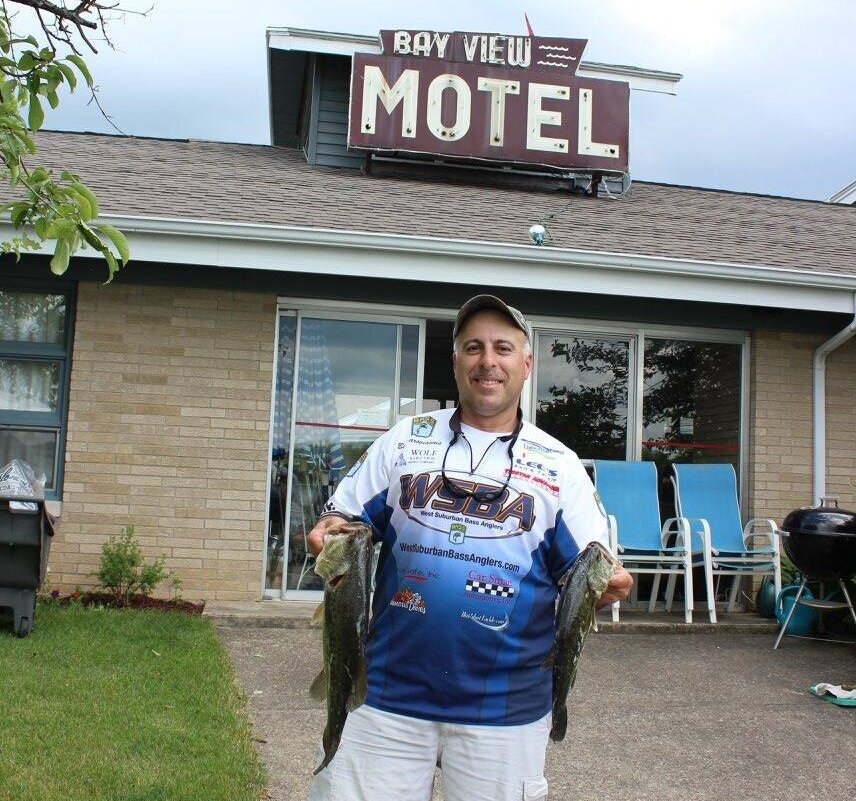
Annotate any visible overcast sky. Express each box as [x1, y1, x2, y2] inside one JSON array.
[[29, 0, 856, 201]]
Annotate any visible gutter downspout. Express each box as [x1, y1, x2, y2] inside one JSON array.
[[813, 292, 856, 504]]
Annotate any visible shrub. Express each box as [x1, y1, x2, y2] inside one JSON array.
[[93, 526, 171, 606]]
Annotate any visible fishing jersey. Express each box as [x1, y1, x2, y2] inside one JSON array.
[[321, 407, 609, 726]]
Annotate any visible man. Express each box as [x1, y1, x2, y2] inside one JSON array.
[[307, 295, 633, 801]]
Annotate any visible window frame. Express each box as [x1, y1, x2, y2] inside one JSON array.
[[0, 279, 76, 499]]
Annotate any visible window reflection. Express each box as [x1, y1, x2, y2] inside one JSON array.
[[642, 339, 741, 473], [267, 316, 420, 594], [0, 360, 60, 412], [0, 292, 65, 343], [536, 335, 629, 459]]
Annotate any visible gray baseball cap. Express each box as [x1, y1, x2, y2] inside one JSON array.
[[453, 295, 532, 347]]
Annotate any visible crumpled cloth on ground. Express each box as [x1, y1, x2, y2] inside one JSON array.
[[810, 683, 856, 706]]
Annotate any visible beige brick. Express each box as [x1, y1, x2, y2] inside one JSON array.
[[748, 331, 856, 522], [51, 283, 276, 602]]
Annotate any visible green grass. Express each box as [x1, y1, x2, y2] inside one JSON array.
[[0, 603, 266, 801]]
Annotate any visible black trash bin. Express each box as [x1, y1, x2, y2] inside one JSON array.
[[0, 497, 54, 637]]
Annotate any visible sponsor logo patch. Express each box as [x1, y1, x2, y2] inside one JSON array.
[[465, 579, 515, 598], [390, 586, 427, 614], [461, 610, 510, 631], [449, 522, 466, 544], [410, 415, 437, 438], [519, 439, 563, 460], [403, 567, 439, 583]]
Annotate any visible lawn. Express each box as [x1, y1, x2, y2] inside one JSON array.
[[0, 603, 267, 801]]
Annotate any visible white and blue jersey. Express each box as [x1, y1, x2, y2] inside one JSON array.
[[321, 407, 608, 727]]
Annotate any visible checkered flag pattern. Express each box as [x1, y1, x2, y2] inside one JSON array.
[[465, 580, 515, 597]]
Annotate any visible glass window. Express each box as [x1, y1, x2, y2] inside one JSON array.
[[536, 333, 630, 459], [0, 429, 57, 486], [0, 287, 72, 496], [265, 314, 420, 595], [0, 359, 60, 412], [0, 292, 66, 343], [643, 339, 742, 471]]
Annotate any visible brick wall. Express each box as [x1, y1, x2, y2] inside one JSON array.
[[749, 330, 856, 523], [50, 283, 276, 601], [826, 338, 856, 508]]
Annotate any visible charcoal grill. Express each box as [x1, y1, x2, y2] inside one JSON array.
[[773, 497, 856, 649]]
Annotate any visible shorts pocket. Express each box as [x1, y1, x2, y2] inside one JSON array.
[[522, 776, 549, 800]]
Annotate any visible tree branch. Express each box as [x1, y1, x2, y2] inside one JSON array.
[[9, 0, 98, 29]]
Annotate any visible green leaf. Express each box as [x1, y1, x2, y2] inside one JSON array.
[[67, 187, 92, 220], [18, 51, 35, 71], [10, 201, 29, 227], [98, 224, 130, 266], [66, 54, 93, 88], [47, 89, 59, 109], [54, 62, 77, 91], [77, 222, 102, 250], [104, 249, 119, 282], [50, 236, 70, 276], [70, 182, 99, 217], [28, 95, 43, 130]]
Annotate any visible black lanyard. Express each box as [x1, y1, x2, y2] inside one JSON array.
[[440, 408, 523, 502]]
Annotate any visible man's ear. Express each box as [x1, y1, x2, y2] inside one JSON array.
[[523, 351, 533, 380]]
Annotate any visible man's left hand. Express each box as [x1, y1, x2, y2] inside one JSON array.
[[596, 564, 633, 609]]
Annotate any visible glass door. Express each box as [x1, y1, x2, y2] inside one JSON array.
[[533, 331, 633, 460], [266, 312, 423, 598]]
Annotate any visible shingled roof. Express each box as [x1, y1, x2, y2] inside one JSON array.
[[27, 130, 856, 278]]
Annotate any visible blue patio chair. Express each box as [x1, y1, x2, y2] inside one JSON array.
[[672, 463, 781, 614], [592, 460, 716, 624]]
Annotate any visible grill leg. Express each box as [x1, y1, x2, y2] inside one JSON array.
[[773, 578, 807, 650], [838, 579, 856, 632]]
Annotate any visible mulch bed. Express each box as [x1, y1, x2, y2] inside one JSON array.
[[56, 592, 205, 615]]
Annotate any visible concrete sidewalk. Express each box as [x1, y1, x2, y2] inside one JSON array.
[[213, 615, 856, 801]]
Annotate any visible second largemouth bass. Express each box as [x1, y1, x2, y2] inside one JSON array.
[[543, 540, 616, 741]]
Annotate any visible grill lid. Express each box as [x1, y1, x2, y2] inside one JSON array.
[[782, 497, 856, 537]]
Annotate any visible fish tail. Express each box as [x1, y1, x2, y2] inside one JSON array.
[[550, 705, 568, 742], [313, 728, 340, 775]]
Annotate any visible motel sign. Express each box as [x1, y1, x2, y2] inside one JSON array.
[[348, 30, 630, 173]]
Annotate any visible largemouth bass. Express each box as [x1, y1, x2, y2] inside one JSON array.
[[309, 522, 374, 774], [543, 540, 616, 742]]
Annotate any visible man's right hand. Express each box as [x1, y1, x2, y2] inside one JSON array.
[[307, 514, 352, 556]]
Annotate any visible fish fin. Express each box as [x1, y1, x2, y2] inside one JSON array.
[[310, 600, 325, 628], [550, 705, 568, 742], [309, 667, 327, 702], [348, 659, 368, 711]]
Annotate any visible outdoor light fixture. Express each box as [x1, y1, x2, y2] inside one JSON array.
[[528, 223, 550, 245]]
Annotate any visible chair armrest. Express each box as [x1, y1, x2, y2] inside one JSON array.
[[661, 516, 692, 550], [681, 516, 714, 554], [742, 518, 780, 552], [607, 514, 622, 554]]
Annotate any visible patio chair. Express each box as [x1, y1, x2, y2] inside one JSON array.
[[592, 460, 716, 624], [672, 463, 781, 614]]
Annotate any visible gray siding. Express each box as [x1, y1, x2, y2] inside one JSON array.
[[313, 56, 363, 169]]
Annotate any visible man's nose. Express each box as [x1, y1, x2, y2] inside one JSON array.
[[478, 347, 497, 367]]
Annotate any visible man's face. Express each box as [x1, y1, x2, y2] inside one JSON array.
[[452, 309, 533, 426]]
